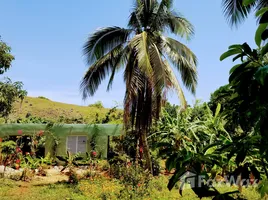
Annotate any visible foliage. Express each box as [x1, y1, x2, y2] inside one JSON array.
[[88, 101, 104, 109], [0, 38, 14, 74], [219, 7, 268, 197], [151, 103, 244, 199], [37, 96, 50, 100], [0, 78, 27, 120], [56, 151, 84, 172], [220, 8, 268, 163], [81, 0, 198, 172], [151, 103, 230, 158], [116, 164, 152, 199], [0, 140, 18, 168], [20, 168, 34, 181], [68, 168, 79, 185], [222, 0, 268, 26]]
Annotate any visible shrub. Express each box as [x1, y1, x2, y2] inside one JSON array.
[[88, 101, 104, 109], [20, 168, 34, 181], [38, 96, 50, 100], [116, 164, 152, 199]]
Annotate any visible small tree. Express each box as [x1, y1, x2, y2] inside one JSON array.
[[0, 38, 27, 121], [0, 78, 27, 121], [0, 38, 14, 74]]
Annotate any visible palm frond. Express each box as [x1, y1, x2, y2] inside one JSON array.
[[83, 27, 131, 65], [222, 0, 255, 26], [256, 0, 268, 10], [161, 36, 198, 94], [129, 31, 153, 77], [107, 46, 130, 91], [158, 0, 173, 11], [128, 11, 142, 32], [165, 12, 194, 40], [80, 44, 124, 99], [163, 61, 187, 109], [149, 43, 166, 94]]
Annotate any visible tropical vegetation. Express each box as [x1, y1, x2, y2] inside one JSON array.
[[1, 0, 268, 199], [81, 0, 197, 172]]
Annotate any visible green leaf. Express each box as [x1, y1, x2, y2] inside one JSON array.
[[166, 154, 179, 171], [214, 103, 221, 119], [229, 44, 242, 49], [256, 8, 268, 17], [254, 65, 268, 85], [232, 53, 245, 62], [242, 0, 255, 6], [241, 43, 252, 55], [167, 168, 186, 191], [255, 24, 268, 47], [220, 49, 242, 61], [205, 146, 217, 155], [229, 64, 242, 74], [261, 43, 268, 56], [229, 61, 250, 83], [56, 156, 67, 162]]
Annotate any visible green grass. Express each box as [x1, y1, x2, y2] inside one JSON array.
[[0, 176, 261, 200], [7, 96, 122, 123]]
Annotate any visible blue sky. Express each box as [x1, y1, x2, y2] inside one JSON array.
[[0, 0, 257, 108]]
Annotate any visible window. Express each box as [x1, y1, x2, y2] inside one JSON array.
[[67, 136, 87, 154]]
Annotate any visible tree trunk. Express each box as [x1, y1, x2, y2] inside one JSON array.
[[141, 131, 153, 173]]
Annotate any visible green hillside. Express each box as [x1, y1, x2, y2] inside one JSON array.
[[7, 96, 123, 124]]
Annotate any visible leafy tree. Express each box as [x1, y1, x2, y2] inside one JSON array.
[[0, 38, 14, 74], [222, 0, 268, 26], [220, 7, 268, 197], [208, 85, 242, 135], [0, 78, 27, 121], [220, 8, 268, 141], [0, 38, 27, 122], [80, 0, 197, 172], [154, 103, 237, 199]]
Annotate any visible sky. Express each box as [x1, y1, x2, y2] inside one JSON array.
[[0, 0, 258, 108]]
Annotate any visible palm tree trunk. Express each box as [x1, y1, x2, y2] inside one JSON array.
[[141, 131, 153, 173]]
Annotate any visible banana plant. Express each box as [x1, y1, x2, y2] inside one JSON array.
[[153, 102, 238, 198], [56, 151, 83, 172]]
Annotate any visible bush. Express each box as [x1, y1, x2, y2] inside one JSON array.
[[116, 164, 152, 199], [20, 168, 34, 181], [38, 96, 50, 100], [88, 101, 104, 109]]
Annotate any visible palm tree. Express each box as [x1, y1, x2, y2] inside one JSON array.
[[81, 0, 197, 172], [222, 0, 268, 26]]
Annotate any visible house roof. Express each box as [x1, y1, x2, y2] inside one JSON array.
[[0, 124, 123, 137]]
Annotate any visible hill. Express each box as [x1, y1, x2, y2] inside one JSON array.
[[7, 96, 123, 124]]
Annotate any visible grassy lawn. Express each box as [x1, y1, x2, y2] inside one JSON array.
[[0, 176, 261, 200]]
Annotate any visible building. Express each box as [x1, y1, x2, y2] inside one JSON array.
[[0, 124, 123, 158]]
